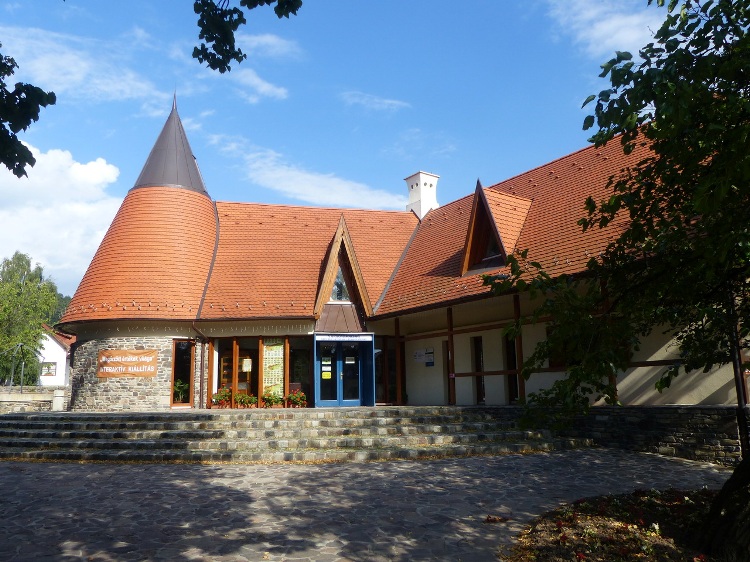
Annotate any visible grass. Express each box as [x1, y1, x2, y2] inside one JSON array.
[[498, 488, 718, 561]]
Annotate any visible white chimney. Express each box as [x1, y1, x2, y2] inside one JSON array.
[[404, 171, 439, 219]]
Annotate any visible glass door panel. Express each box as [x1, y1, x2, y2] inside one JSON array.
[[342, 343, 360, 401], [319, 343, 337, 401], [316, 341, 362, 406]]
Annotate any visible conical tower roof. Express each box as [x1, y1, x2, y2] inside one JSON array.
[[58, 100, 217, 330], [133, 97, 208, 196]]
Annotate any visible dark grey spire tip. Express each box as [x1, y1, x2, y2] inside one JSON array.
[[132, 100, 209, 196]]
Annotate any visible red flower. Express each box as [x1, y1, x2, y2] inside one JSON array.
[[575, 553, 585, 560]]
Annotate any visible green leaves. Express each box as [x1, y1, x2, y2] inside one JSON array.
[[0, 44, 55, 178], [0, 252, 58, 384], [193, 0, 302, 72]]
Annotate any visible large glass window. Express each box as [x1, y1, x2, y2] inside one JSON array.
[[289, 337, 312, 404], [237, 337, 259, 398], [375, 336, 397, 404], [172, 340, 194, 405]]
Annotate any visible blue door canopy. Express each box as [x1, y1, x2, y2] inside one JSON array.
[[314, 333, 375, 407]]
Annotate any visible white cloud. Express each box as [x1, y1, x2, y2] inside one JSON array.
[[340, 91, 411, 112], [211, 134, 408, 210], [382, 128, 457, 161], [232, 68, 288, 103], [0, 26, 161, 103], [546, 0, 667, 60], [0, 144, 121, 295], [237, 33, 301, 58]]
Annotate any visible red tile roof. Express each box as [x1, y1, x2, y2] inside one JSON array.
[[42, 324, 76, 350], [59, 96, 648, 329], [59, 186, 217, 325], [374, 139, 650, 317], [199, 203, 417, 320]]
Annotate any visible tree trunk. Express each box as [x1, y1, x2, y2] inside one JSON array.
[[698, 456, 750, 558]]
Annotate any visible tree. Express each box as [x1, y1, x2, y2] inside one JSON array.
[[0, 252, 58, 385], [0, 43, 55, 178], [486, 0, 750, 556], [192, 0, 302, 73]]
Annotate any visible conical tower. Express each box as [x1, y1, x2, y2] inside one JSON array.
[[59, 101, 218, 331]]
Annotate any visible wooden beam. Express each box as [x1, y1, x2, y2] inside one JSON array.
[[395, 318, 403, 404], [206, 339, 214, 409], [513, 294, 526, 401], [447, 307, 456, 405], [284, 336, 290, 397]]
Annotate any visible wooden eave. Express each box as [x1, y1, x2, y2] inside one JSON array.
[[460, 181, 505, 275], [313, 216, 373, 318]]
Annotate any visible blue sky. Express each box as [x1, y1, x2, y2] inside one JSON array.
[[0, 1, 667, 295]]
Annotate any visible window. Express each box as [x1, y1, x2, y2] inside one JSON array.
[[329, 267, 351, 302]]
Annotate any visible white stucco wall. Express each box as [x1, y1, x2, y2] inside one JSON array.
[[404, 336, 448, 405], [38, 334, 68, 387]]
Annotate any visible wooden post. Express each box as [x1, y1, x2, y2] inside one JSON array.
[[395, 318, 403, 404], [447, 307, 456, 405], [513, 294, 526, 401], [206, 339, 214, 408], [231, 337, 239, 408], [283, 336, 290, 398], [258, 337, 264, 400]]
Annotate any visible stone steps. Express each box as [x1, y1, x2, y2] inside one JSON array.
[[0, 406, 592, 464]]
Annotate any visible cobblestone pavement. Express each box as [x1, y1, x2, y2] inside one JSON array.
[[0, 448, 732, 562]]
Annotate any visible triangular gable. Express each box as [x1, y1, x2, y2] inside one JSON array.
[[314, 216, 373, 317], [483, 188, 532, 257], [460, 181, 532, 275], [460, 181, 504, 274]]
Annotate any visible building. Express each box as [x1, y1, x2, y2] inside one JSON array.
[[56, 101, 737, 411], [38, 324, 74, 387]]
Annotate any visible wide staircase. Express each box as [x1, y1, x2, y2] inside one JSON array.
[[0, 406, 592, 464]]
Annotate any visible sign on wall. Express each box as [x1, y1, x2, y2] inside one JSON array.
[[97, 350, 158, 377], [263, 338, 284, 396], [40, 362, 56, 377]]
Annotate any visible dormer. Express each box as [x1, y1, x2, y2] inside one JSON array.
[[314, 216, 372, 332], [461, 181, 532, 275]]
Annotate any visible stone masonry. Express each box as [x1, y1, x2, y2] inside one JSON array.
[[70, 336, 175, 411], [560, 404, 745, 466]]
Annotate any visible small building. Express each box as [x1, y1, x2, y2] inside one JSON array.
[[38, 324, 74, 387], [57, 101, 737, 411]]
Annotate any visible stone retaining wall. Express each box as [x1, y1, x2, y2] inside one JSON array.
[[0, 386, 69, 413], [558, 405, 744, 466]]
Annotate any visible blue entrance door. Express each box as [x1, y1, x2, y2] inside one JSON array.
[[316, 341, 362, 407]]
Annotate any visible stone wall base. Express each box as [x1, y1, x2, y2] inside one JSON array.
[[0, 386, 70, 414], [559, 405, 744, 466]]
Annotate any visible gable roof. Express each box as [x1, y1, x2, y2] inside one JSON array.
[[59, 98, 650, 331], [374, 139, 651, 317], [42, 324, 75, 351], [314, 216, 372, 317], [198, 203, 418, 321]]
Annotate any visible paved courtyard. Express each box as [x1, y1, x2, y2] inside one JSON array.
[[0, 448, 732, 561]]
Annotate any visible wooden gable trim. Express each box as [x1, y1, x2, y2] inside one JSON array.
[[313, 215, 373, 318], [460, 180, 505, 275]]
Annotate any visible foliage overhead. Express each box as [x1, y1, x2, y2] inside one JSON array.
[[193, 0, 302, 73], [486, 0, 750, 426], [0, 42, 55, 178], [0, 252, 58, 384]]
